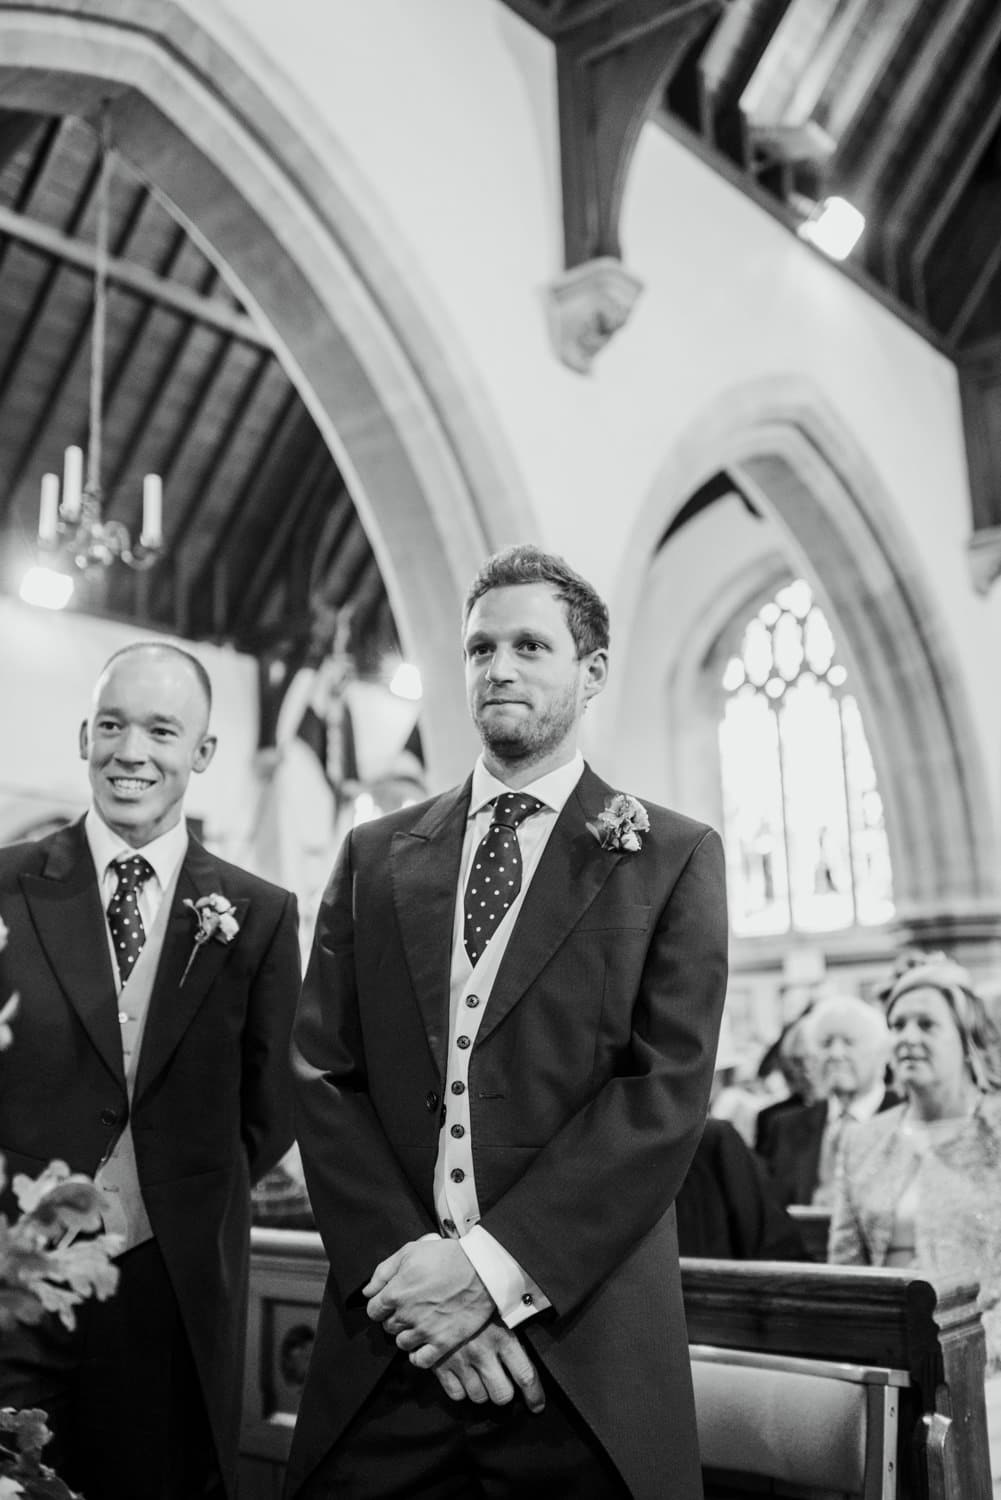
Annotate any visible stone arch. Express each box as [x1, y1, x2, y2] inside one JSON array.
[[0, 1, 535, 785], [608, 374, 1001, 942]]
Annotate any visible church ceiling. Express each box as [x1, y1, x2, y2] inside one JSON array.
[[0, 109, 392, 667], [509, 0, 1001, 352]]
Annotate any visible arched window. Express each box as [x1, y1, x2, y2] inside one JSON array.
[[718, 579, 893, 938]]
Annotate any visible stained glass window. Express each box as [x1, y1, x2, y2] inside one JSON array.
[[719, 580, 894, 937]]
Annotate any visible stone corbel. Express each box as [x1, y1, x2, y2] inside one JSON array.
[[545, 256, 644, 375]]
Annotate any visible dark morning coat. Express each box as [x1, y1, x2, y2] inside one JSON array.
[[287, 764, 728, 1500], [0, 820, 300, 1494]]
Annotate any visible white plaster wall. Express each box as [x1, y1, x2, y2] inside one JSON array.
[[0, 599, 260, 860], [194, 0, 1001, 821]]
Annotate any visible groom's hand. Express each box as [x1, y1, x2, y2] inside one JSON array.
[[431, 1322, 546, 1411], [363, 1239, 494, 1360]]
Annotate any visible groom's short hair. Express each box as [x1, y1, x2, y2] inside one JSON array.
[[463, 544, 610, 657]]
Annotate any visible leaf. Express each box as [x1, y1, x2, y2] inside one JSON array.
[[12, 1172, 108, 1240]]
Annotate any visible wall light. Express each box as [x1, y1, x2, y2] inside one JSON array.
[[796, 196, 865, 261], [389, 662, 423, 701], [19, 566, 75, 610]]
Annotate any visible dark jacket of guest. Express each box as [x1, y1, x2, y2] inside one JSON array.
[[677, 1118, 807, 1260], [760, 1091, 900, 1207]]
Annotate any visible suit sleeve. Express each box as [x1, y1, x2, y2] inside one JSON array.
[[291, 833, 438, 1295], [241, 888, 301, 1183], [481, 827, 728, 1317]]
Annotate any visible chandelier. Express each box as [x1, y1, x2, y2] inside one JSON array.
[[30, 109, 164, 591]]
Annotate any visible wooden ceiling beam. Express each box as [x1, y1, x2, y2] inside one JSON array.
[[169, 350, 275, 628], [100, 259, 227, 518], [934, 183, 1001, 346], [188, 387, 303, 603], [0, 112, 58, 286], [819, 0, 926, 151], [0, 202, 269, 346], [697, 0, 792, 163], [880, 6, 1001, 298], [0, 150, 101, 417], [232, 453, 341, 636], [846, 0, 983, 207]]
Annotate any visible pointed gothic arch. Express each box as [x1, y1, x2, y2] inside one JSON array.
[[0, 0, 535, 784], [608, 374, 1001, 951]]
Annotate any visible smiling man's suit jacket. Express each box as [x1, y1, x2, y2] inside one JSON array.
[[288, 763, 728, 1500], [0, 819, 300, 1493]]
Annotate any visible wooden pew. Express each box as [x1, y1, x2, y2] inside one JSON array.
[[681, 1258, 991, 1500], [239, 1231, 992, 1500]]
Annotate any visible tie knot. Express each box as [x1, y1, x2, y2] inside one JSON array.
[[111, 854, 155, 896], [490, 793, 543, 831]]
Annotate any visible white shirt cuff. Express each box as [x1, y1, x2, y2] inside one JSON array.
[[459, 1225, 551, 1328]]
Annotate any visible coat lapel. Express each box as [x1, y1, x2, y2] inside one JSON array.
[[20, 820, 125, 1090], [476, 765, 624, 1047], [390, 781, 471, 1079], [133, 837, 247, 1102]]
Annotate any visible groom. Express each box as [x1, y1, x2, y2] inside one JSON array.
[[288, 546, 728, 1499]]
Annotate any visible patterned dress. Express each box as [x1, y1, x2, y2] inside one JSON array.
[[829, 1091, 1001, 1494]]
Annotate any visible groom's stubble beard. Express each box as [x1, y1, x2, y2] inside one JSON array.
[[472, 676, 583, 769]]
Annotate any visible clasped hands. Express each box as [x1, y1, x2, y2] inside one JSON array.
[[363, 1238, 544, 1412]]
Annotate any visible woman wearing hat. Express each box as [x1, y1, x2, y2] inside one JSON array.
[[829, 951, 1001, 1494]]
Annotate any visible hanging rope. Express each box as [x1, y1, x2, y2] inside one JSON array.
[[86, 105, 112, 500]]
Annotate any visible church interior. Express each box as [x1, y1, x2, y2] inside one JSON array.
[[2, 0, 1001, 1495]]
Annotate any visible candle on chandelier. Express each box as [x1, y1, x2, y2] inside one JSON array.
[[38, 473, 60, 544], [61, 446, 83, 522], [140, 473, 163, 549]]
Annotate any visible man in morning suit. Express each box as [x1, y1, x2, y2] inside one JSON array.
[[758, 992, 897, 1207], [0, 642, 300, 1500], [288, 546, 728, 1499]]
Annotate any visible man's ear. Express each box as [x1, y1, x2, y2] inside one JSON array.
[[78, 721, 89, 761], [192, 735, 218, 775], [582, 649, 608, 703]]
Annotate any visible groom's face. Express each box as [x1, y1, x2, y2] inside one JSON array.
[[463, 582, 606, 766]]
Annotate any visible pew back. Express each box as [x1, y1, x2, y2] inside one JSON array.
[[681, 1258, 992, 1500], [692, 1343, 905, 1498], [239, 1235, 992, 1500]]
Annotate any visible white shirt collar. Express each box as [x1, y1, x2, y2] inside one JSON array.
[[85, 807, 189, 890], [469, 751, 585, 820], [829, 1079, 886, 1124]]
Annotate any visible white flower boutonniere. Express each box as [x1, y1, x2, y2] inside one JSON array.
[[587, 792, 650, 853], [179, 893, 240, 986]]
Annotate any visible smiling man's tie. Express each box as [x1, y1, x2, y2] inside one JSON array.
[[463, 793, 544, 967], [107, 854, 155, 982]]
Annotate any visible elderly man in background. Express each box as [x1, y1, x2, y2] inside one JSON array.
[[759, 992, 898, 1207]]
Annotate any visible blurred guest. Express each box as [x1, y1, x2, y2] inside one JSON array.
[[754, 1010, 817, 1156], [759, 993, 897, 1206], [677, 1118, 808, 1261], [829, 953, 1001, 1495]]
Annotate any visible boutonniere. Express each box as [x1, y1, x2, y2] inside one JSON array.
[[179, 894, 240, 986], [587, 792, 650, 853]]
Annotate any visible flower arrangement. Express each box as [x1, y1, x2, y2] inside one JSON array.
[[179, 893, 240, 986], [586, 793, 650, 853], [0, 917, 121, 1498]]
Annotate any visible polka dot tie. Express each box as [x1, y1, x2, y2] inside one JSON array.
[[107, 855, 155, 983], [463, 793, 543, 967]]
